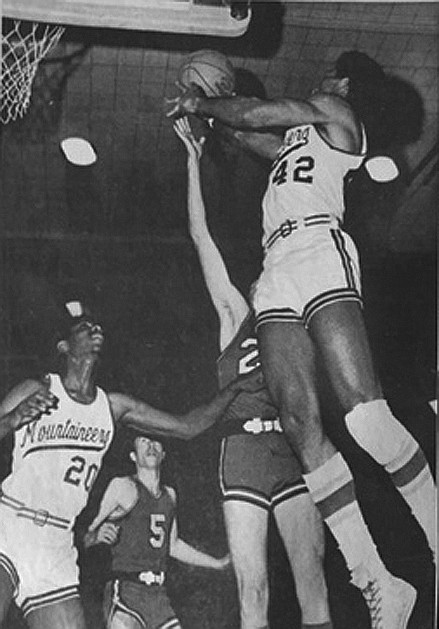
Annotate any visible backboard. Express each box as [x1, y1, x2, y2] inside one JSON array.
[[2, 0, 252, 37]]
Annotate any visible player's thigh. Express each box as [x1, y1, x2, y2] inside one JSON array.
[[26, 597, 86, 629], [258, 321, 319, 408], [309, 300, 382, 410], [108, 609, 144, 629], [223, 500, 268, 574], [0, 565, 14, 622], [274, 493, 325, 573]]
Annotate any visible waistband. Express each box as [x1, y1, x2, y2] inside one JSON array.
[[112, 570, 165, 586], [0, 491, 71, 530], [264, 214, 339, 252], [221, 417, 283, 437]]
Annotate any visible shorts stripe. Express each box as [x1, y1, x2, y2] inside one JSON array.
[[303, 288, 362, 326], [160, 618, 181, 629], [108, 580, 147, 629], [223, 488, 271, 511], [255, 307, 302, 329], [22, 585, 80, 618], [330, 229, 356, 289], [0, 553, 19, 593], [271, 482, 308, 509]]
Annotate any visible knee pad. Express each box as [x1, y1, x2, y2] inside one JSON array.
[[345, 399, 416, 466]]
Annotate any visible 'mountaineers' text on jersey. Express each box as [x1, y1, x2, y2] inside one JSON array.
[[112, 482, 175, 575], [2, 373, 114, 527], [262, 124, 366, 240], [217, 313, 277, 423]]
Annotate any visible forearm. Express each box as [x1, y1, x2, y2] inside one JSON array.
[[194, 96, 312, 129], [171, 539, 222, 568], [0, 412, 18, 442], [178, 384, 238, 439], [219, 126, 282, 161]]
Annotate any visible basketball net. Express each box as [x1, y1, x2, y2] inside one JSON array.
[[1, 20, 65, 124]]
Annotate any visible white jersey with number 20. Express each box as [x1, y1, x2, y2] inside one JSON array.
[[2, 373, 114, 527]]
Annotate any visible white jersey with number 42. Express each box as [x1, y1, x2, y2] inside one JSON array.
[[2, 373, 114, 527], [262, 124, 367, 242]]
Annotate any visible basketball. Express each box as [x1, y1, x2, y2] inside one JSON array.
[[178, 49, 235, 97]]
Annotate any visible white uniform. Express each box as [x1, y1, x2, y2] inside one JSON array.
[[252, 123, 367, 328], [0, 373, 114, 613]]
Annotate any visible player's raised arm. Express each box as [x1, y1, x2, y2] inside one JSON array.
[[174, 117, 249, 351]]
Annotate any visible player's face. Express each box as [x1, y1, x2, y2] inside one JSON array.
[[134, 436, 165, 469], [67, 318, 105, 356]]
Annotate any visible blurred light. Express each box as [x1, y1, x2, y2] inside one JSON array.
[[61, 137, 97, 166], [365, 156, 399, 182]]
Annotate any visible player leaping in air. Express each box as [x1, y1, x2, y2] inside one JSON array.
[[167, 50, 435, 629]]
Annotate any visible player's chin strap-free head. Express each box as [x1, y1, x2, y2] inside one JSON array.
[[54, 300, 95, 344]]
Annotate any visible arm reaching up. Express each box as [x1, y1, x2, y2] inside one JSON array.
[[174, 117, 249, 351]]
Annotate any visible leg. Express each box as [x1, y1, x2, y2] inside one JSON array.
[[26, 598, 87, 629], [0, 564, 14, 625], [107, 610, 143, 629], [257, 320, 336, 472], [258, 320, 417, 627], [310, 301, 436, 558], [274, 493, 332, 628], [223, 500, 269, 629]]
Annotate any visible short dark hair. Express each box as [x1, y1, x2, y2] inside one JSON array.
[[336, 51, 388, 153], [336, 51, 385, 86]]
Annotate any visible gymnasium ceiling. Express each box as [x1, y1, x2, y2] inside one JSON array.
[[0, 1, 437, 253]]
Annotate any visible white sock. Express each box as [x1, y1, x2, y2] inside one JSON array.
[[345, 399, 436, 558], [304, 453, 388, 588]]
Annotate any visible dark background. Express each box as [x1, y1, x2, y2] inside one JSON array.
[[0, 2, 436, 628]]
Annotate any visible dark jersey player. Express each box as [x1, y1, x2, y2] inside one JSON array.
[[84, 434, 230, 629], [174, 117, 332, 629]]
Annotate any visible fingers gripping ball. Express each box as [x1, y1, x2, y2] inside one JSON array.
[[178, 49, 235, 97]]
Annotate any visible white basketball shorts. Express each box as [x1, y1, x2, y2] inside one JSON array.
[[252, 226, 362, 329]]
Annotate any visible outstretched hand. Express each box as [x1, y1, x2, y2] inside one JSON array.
[[166, 82, 205, 119], [173, 117, 205, 160]]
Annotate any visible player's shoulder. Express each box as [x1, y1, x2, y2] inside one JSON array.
[[0, 377, 47, 411]]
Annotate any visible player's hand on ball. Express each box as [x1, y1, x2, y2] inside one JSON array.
[[173, 117, 205, 159], [11, 387, 59, 429], [95, 522, 120, 546], [166, 83, 205, 118]]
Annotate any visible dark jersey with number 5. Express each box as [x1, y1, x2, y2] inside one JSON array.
[[112, 481, 175, 575], [217, 312, 277, 423]]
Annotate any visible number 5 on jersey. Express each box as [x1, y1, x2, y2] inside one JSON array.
[[150, 513, 166, 548]]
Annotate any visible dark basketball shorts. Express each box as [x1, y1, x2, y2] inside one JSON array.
[[219, 433, 307, 511], [104, 579, 180, 629]]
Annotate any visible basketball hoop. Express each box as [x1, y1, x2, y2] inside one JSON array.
[[1, 20, 65, 124]]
